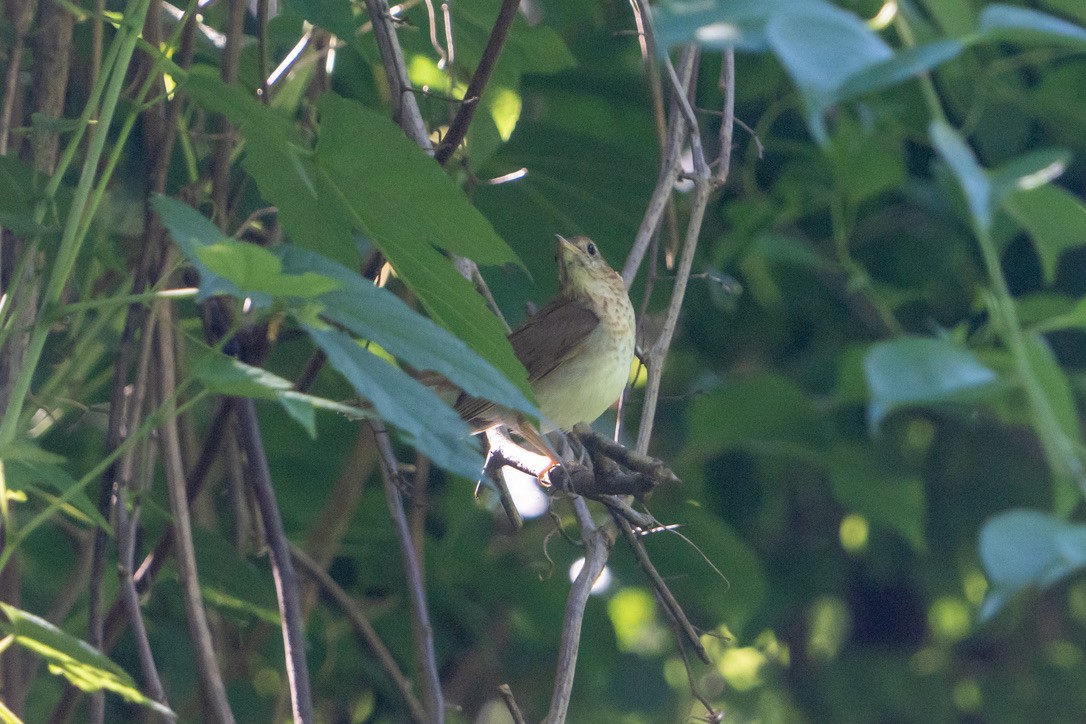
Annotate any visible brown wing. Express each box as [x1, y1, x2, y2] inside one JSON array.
[[455, 296, 598, 428], [509, 296, 599, 382]]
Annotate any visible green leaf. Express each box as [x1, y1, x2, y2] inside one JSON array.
[[979, 510, 1086, 619], [977, 4, 1086, 49], [0, 603, 174, 717], [863, 337, 1003, 429], [195, 243, 340, 299], [827, 442, 926, 550], [1022, 334, 1083, 515], [834, 40, 965, 103], [312, 93, 532, 398], [277, 246, 538, 419], [0, 155, 44, 235], [989, 148, 1070, 203], [765, 3, 892, 143], [307, 328, 483, 479], [1002, 184, 1086, 285], [192, 349, 370, 438], [930, 121, 993, 232], [314, 93, 521, 267], [192, 530, 281, 624], [281, 0, 361, 38], [159, 197, 538, 424], [651, 0, 801, 54], [3, 458, 110, 532], [686, 373, 826, 459]]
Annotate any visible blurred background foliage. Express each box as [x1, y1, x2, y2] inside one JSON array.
[[3, 0, 1086, 721]]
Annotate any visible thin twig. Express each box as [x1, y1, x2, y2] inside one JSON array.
[[613, 514, 709, 663], [364, 0, 433, 151], [620, 44, 696, 287], [291, 546, 429, 724], [544, 497, 616, 723], [433, 0, 520, 165], [498, 684, 527, 724], [235, 398, 315, 724], [154, 301, 236, 723], [370, 421, 445, 724]]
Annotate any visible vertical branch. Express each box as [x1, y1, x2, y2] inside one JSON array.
[[620, 45, 696, 287], [370, 422, 445, 724], [363, 0, 433, 151], [235, 399, 315, 724], [154, 301, 236, 724], [544, 498, 616, 724]]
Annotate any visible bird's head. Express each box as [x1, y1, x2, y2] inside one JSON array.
[[555, 235, 619, 296]]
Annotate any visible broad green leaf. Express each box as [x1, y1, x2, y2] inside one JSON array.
[[308, 328, 483, 479], [0, 603, 174, 717], [863, 337, 1003, 429], [686, 373, 826, 459], [0, 155, 45, 234], [827, 442, 926, 550], [835, 40, 965, 103], [281, 0, 360, 38], [314, 93, 521, 267], [930, 121, 993, 232], [159, 197, 538, 422], [1002, 184, 1086, 284], [192, 349, 370, 438], [277, 246, 537, 418], [312, 93, 532, 397], [979, 510, 1086, 619], [977, 4, 1086, 49], [651, 0, 801, 54], [917, 0, 976, 35], [765, 3, 892, 143], [196, 243, 340, 298]]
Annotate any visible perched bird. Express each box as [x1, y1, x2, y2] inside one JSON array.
[[457, 235, 636, 456]]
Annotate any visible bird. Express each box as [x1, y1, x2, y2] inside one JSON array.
[[457, 234, 636, 460]]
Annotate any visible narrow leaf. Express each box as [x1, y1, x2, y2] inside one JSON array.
[[308, 328, 484, 479], [930, 121, 993, 232], [0, 603, 174, 717]]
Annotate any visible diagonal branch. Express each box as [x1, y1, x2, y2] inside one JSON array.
[[433, 0, 520, 165], [371, 421, 445, 723]]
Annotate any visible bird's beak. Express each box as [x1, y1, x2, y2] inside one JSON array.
[[555, 234, 577, 256]]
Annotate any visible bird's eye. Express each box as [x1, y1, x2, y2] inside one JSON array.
[[586, 242, 597, 256]]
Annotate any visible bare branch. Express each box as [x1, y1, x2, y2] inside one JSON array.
[[154, 301, 235, 723], [434, 0, 520, 165], [291, 546, 429, 724], [498, 684, 527, 724], [236, 398, 315, 724], [544, 498, 616, 723], [371, 421, 445, 723], [363, 0, 433, 152]]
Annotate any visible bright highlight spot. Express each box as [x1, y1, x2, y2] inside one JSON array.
[[607, 588, 667, 655], [952, 678, 982, 712], [501, 467, 548, 519], [718, 647, 765, 691], [808, 596, 849, 661], [569, 557, 613, 595], [1015, 159, 1067, 190], [839, 513, 869, 553], [694, 22, 741, 44], [963, 569, 988, 606], [489, 87, 522, 141], [868, 1, 898, 31], [928, 597, 971, 642]]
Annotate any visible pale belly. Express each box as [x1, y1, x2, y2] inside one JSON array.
[[534, 322, 635, 432]]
